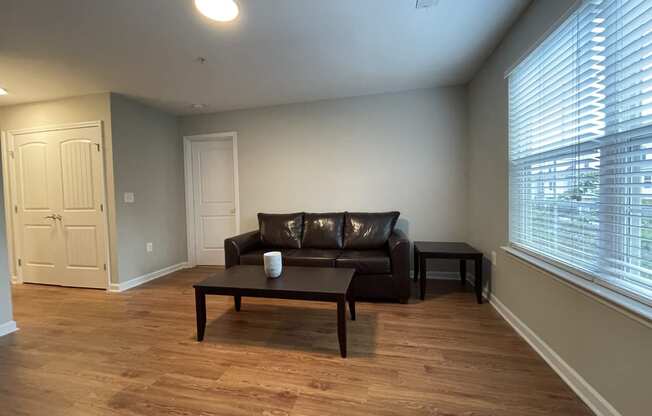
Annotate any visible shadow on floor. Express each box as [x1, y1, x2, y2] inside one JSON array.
[[415, 278, 481, 301], [199, 301, 378, 358]]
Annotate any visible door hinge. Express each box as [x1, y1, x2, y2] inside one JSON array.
[[9, 150, 14, 159], [14, 205, 18, 213], [95, 143, 101, 152], [103, 263, 107, 271], [17, 258, 21, 267], [100, 203, 104, 212]]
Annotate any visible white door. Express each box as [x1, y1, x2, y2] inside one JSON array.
[[12, 124, 108, 288], [190, 138, 237, 265]]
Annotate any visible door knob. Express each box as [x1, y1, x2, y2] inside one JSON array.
[[44, 214, 57, 220]]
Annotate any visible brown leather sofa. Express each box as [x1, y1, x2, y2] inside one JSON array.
[[225, 212, 410, 302]]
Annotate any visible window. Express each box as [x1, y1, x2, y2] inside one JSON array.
[[508, 0, 652, 307]]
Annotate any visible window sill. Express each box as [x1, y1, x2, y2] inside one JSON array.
[[501, 246, 652, 328]]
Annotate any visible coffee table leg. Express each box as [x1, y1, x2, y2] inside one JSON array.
[[460, 259, 466, 286], [234, 294, 241, 311], [348, 296, 356, 321], [475, 257, 483, 304], [195, 288, 206, 341], [413, 247, 419, 281], [337, 298, 347, 358]]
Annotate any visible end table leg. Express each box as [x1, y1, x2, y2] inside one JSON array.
[[413, 247, 419, 281], [348, 296, 356, 321], [234, 294, 241, 311], [420, 256, 427, 300], [460, 259, 467, 286], [337, 298, 347, 358], [475, 258, 483, 304], [195, 289, 206, 341]]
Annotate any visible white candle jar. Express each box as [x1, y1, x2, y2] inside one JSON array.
[[263, 251, 282, 278]]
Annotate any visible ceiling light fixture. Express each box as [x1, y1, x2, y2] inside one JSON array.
[[415, 0, 438, 8], [195, 0, 239, 22], [0, 87, 8, 96]]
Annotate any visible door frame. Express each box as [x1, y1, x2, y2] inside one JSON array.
[[183, 131, 240, 267], [1, 121, 113, 289]]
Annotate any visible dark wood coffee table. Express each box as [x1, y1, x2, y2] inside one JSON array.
[[193, 265, 356, 358], [414, 241, 484, 303]]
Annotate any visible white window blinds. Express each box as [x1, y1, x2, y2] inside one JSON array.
[[509, 0, 652, 306]]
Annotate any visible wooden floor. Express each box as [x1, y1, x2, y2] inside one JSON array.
[[0, 267, 592, 416]]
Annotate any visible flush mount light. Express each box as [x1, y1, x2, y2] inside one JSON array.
[[195, 0, 239, 22], [0, 87, 8, 96], [415, 0, 439, 8]]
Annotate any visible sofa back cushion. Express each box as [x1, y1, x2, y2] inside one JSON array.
[[258, 212, 304, 249], [302, 212, 344, 249], [343, 211, 400, 249]]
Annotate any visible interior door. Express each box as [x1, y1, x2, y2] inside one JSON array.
[[12, 125, 108, 288], [13, 132, 60, 285], [191, 139, 237, 265]]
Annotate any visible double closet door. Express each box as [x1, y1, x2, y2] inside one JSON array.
[[11, 124, 108, 288]]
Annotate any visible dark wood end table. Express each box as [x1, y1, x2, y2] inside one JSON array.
[[413, 242, 484, 304], [193, 265, 356, 358]]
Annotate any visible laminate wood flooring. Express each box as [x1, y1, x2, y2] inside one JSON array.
[[0, 267, 592, 416]]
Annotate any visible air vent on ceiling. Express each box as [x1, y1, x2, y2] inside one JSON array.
[[416, 0, 438, 9]]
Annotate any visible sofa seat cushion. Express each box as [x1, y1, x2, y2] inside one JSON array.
[[335, 250, 391, 275], [284, 249, 342, 267], [240, 249, 294, 265]]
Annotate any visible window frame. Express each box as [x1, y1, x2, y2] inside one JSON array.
[[506, 0, 652, 319]]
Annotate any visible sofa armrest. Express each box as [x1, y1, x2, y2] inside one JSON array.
[[225, 230, 262, 268], [388, 229, 410, 301]]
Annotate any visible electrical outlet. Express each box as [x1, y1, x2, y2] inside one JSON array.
[[124, 192, 135, 203], [491, 251, 497, 266], [146, 242, 153, 253]]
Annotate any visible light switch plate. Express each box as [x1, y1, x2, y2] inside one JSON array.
[[491, 251, 497, 266], [146, 242, 153, 253], [124, 192, 135, 203]]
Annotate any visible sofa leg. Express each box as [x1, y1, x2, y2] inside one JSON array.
[[399, 297, 409, 304]]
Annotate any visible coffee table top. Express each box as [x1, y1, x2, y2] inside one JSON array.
[[194, 265, 355, 296]]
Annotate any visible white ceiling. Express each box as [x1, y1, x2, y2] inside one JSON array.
[[0, 0, 529, 115]]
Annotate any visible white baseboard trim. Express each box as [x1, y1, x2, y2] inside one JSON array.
[[0, 320, 18, 337], [109, 262, 189, 292], [11, 275, 22, 284], [421, 271, 618, 414], [489, 294, 621, 416]]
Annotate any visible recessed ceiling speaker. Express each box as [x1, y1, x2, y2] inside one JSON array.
[[416, 0, 438, 9]]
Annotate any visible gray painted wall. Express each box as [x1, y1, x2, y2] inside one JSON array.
[[0, 93, 118, 294], [0, 93, 186, 288], [468, 1, 652, 415], [0, 94, 114, 324], [0, 171, 12, 327], [180, 87, 469, 272], [0, 93, 120, 283], [110, 94, 187, 283], [0, 93, 112, 130]]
